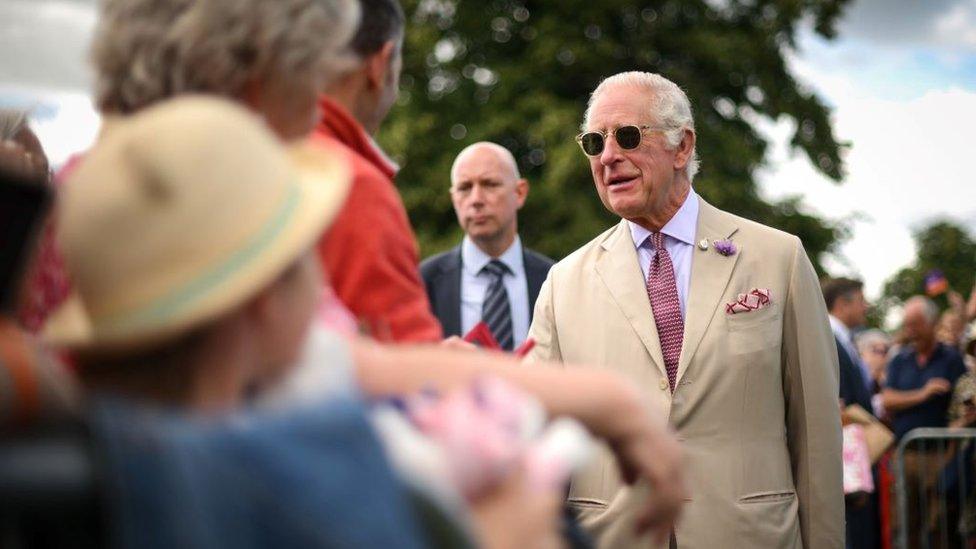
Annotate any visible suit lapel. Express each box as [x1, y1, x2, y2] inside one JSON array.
[[595, 221, 668, 378], [675, 199, 740, 385]]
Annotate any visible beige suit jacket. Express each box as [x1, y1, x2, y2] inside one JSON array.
[[527, 198, 843, 549]]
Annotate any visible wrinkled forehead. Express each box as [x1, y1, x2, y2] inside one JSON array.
[[584, 85, 655, 131]]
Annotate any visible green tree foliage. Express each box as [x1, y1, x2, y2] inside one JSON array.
[[381, 0, 852, 271], [879, 221, 976, 317]]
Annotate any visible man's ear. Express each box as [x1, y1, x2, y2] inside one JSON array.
[[365, 41, 397, 90], [515, 178, 529, 209], [673, 128, 696, 171]]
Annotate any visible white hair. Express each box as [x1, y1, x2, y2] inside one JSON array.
[[856, 329, 891, 355], [92, 0, 361, 114], [450, 141, 521, 184], [905, 295, 940, 326], [583, 71, 700, 181]]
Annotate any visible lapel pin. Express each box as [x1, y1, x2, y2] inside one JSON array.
[[697, 238, 709, 251]]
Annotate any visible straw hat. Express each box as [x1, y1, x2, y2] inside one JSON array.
[[44, 96, 350, 350]]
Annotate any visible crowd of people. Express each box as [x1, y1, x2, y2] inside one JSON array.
[[1, 1, 973, 549], [824, 277, 976, 549]]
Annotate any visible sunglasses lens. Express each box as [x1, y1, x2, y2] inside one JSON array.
[[616, 126, 642, 149], [579, 132, 604, 156]]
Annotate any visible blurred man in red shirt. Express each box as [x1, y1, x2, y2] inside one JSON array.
[[314, 0, 443, 342]]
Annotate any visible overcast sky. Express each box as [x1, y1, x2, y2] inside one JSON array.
[[1, 0, 974, 304], [756, 0, 976, 304]]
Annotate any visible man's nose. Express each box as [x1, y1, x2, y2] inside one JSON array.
[[599, 135, 624, 166], [469, 185, 486, 203]]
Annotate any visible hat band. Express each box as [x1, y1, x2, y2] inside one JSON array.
[[100, 185, 301, 333]]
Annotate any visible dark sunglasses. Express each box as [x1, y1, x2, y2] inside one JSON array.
[[575, 125, 664, 156]]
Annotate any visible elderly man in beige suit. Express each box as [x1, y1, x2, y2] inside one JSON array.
[[527, 71, 843, 548]]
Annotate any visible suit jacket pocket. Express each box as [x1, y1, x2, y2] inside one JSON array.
[[726, 305, 780, 332], [735, 491, 801, 548], [727, 308, 782, 356], [567, 497, 608, 509], [738, 490, 796, 504]]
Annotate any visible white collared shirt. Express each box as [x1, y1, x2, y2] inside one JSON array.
[[628, 189, 700, 319], [460, 236, 531, 347]]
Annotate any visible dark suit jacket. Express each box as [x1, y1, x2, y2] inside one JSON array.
[[419, 244, 555, 337], [836, 336, 874, 415], [835, 337, 880, 548]]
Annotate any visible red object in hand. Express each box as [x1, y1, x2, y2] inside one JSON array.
[[463, 322, 500, 349], [513, 338, 535, 358], [463, 322, 535, 357]]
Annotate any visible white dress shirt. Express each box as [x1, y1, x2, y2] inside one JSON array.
[[460, 235, 531, 347], [628, 188, 700, 319]]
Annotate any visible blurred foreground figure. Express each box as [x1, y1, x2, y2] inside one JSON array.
[[0, 109, 70, 333], [527, 71, 844, 548], [45, 97, 349, 411], [0, 110, 91, 547], [42, 96, 429, 549], [0, 109, 78, 427], [92, 0, 360, 140], [314, 0, 443, 341]]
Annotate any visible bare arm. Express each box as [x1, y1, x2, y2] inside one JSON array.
[[882, 379, 949, 412], [353, 339, 662, 451], [350, 338, 687, 541]]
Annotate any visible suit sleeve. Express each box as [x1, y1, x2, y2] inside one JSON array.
[[525, 272, 562, 364], [780, 236, 844, 549]]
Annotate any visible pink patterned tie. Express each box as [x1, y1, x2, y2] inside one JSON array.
[[647, 232, 684, 392]]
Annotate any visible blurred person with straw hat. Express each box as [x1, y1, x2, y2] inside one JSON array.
[[44, 96, 351, 409]]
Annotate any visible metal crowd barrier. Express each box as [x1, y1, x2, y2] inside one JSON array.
[[892, 427, 976, 549]]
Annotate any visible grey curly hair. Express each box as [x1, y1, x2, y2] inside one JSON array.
[[92, 0, 361, 114]]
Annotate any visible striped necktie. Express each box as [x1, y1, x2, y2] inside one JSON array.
[[481, 259, 514, 351]]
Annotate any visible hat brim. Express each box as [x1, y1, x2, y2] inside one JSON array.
[[43, 139, 350, 351]]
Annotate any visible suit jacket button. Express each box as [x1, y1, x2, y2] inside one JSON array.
[[659, 378, 668, 390]]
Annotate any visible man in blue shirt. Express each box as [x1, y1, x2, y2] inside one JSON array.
[[883, 296, 967, 439], [882, 295, 966, 547]]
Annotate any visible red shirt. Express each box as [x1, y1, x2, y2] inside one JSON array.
[[312, 97, 442, 342]]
